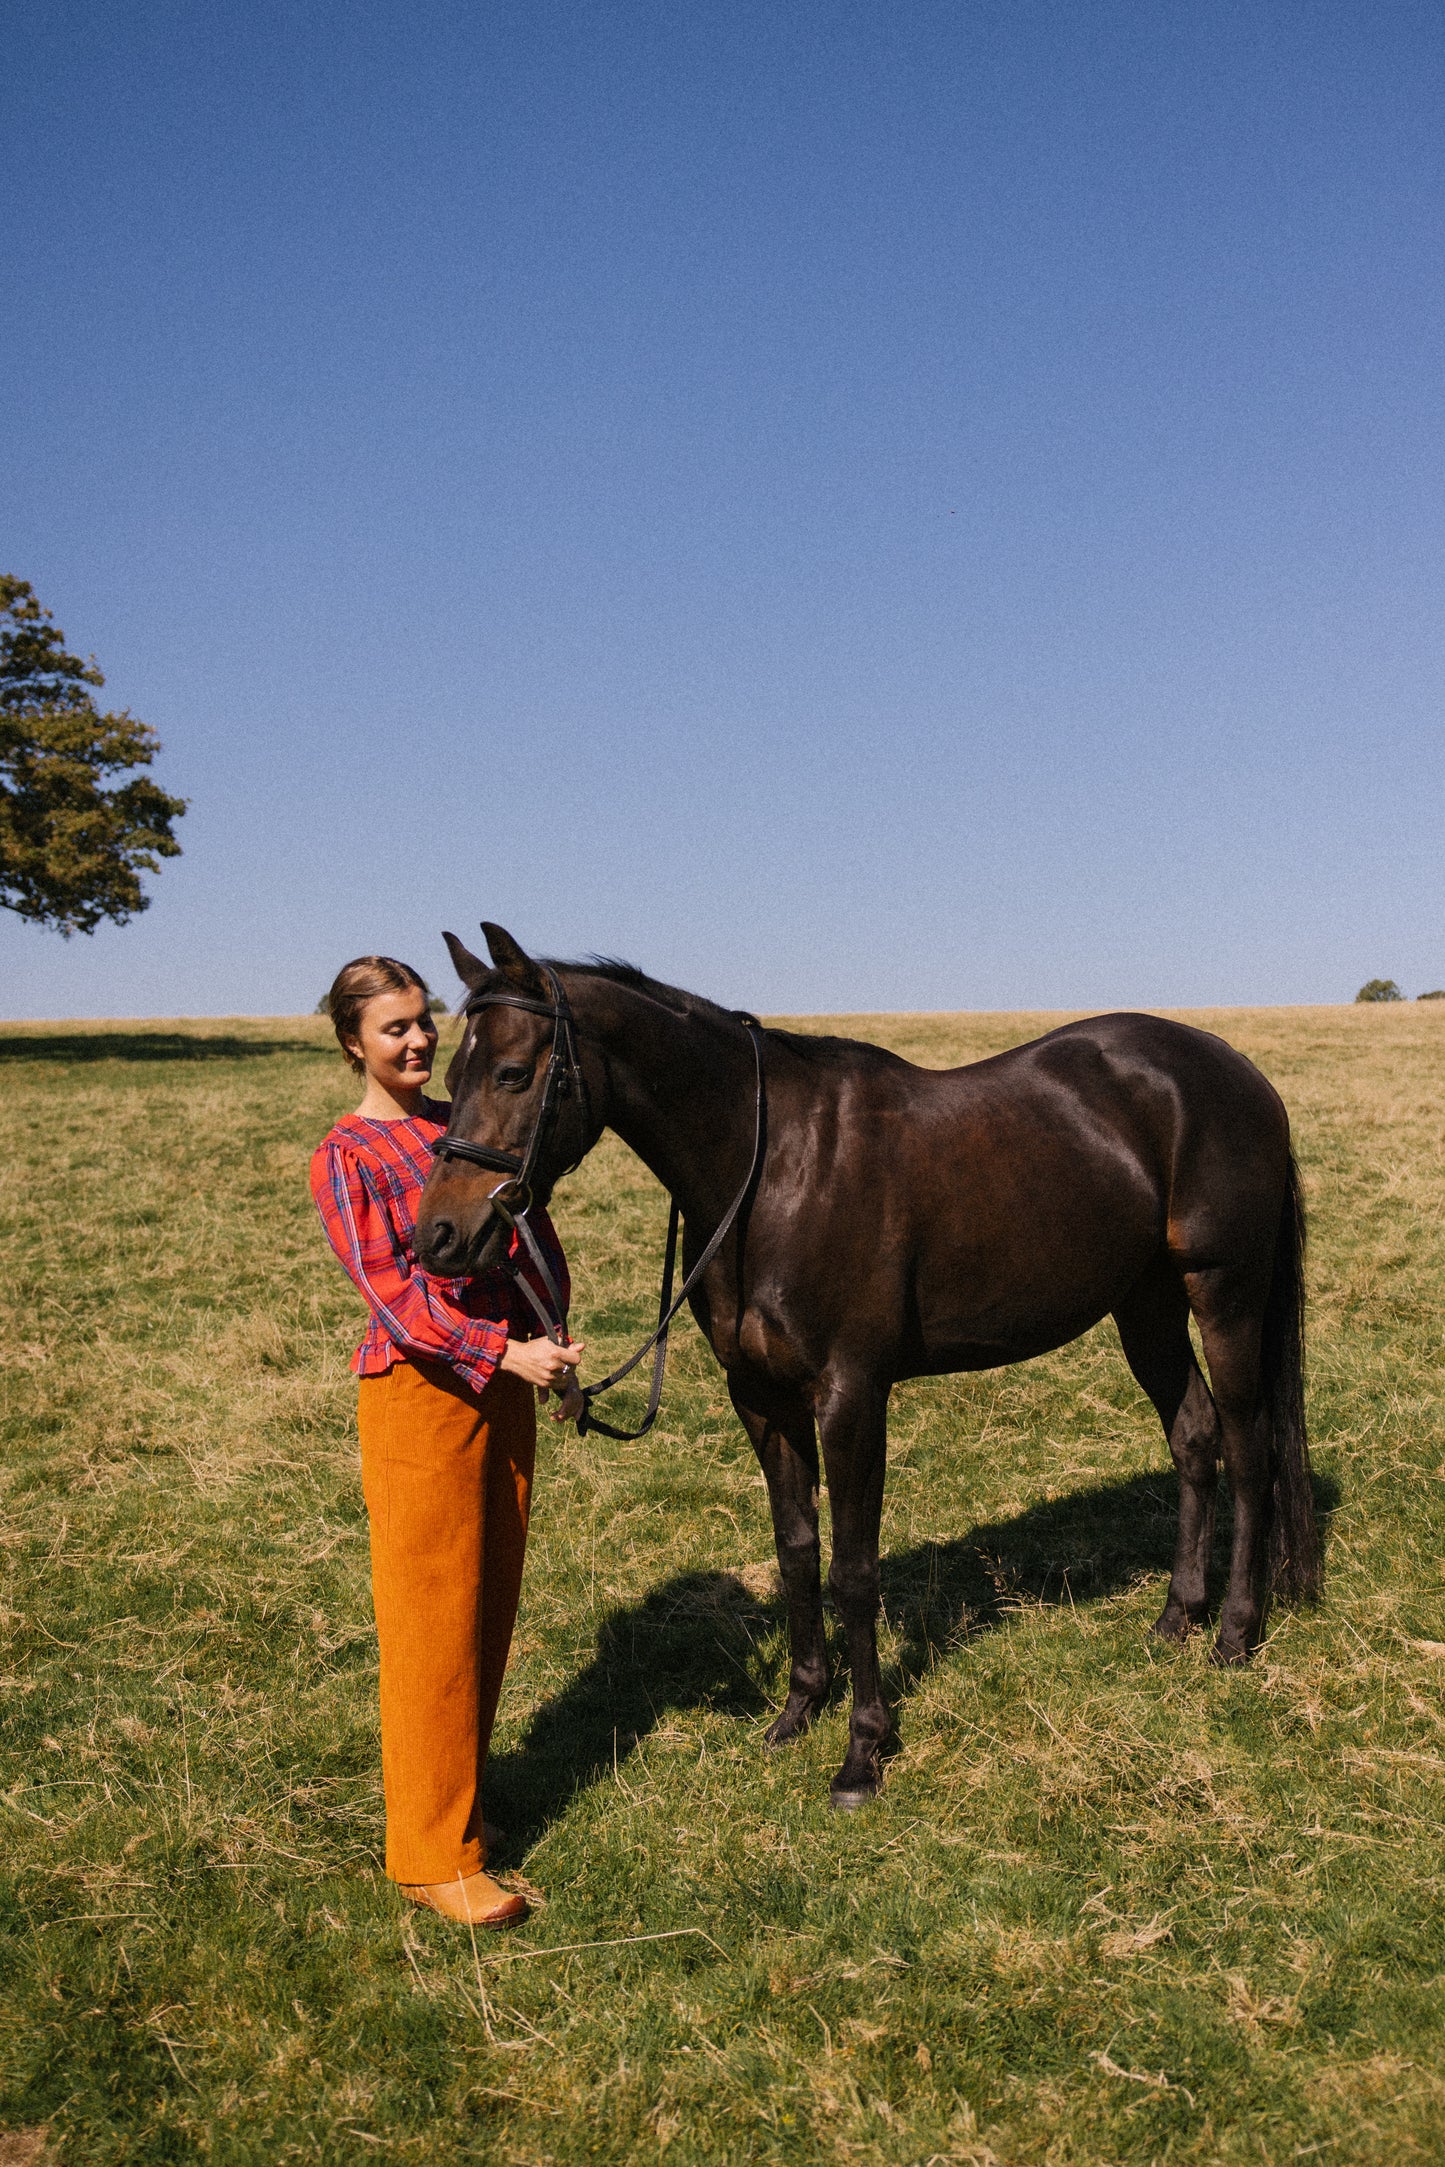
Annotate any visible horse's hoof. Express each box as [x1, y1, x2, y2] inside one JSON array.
[[1209, 1638, 1252, 1668], [765, 1701, 820, 1749], [828, 1758, 882, 1811], [1150, 1607, 1192, 1643]]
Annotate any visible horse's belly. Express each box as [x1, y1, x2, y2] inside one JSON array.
[[907, 1214, 1154, 1374], [909, 1308, 1113, 1377]]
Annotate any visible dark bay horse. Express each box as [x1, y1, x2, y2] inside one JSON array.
[[416, 925, 1320, 1808]]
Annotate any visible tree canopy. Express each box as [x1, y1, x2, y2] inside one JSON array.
[[1355, 978, 1404, 1003], [0, 577, 186, 936]]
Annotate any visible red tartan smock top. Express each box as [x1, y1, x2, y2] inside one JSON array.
[[310, 1096, 570, 1397]]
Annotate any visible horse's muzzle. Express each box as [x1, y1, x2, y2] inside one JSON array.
[[414, 1189, 510, 1277]]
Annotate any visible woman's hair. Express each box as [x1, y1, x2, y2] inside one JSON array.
[[324, 956, 430, 1073]]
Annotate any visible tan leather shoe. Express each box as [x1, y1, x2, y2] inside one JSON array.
[[402, 1871, 528, 1929]]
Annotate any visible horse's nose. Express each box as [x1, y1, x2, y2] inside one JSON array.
[[419, 1217, 457, 1270]]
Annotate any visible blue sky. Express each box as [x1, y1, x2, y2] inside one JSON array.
[[4, 0, 1441, 1017]]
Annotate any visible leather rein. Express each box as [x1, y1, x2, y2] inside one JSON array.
[[431, 970, 766, 1441]]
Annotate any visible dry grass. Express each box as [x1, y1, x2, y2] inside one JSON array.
[[1, 1003, 1443, 2163]]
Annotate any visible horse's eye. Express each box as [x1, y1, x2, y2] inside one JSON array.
[[495, 1063, 530, 1090]]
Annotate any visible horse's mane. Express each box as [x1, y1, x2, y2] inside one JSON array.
[[459, 954, 889, 1068], [455, 952, 739, 1028], [555, 958, 887, 1066], [554, 956, 742, 1033]]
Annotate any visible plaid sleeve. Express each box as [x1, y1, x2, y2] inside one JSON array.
[[311, 1139, 508, 1394]]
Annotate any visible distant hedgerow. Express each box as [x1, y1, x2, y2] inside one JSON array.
[[314, 987, 448, 1016]]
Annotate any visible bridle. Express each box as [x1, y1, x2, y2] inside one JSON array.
[[430, 965, 587, 1202], [430, 963, 588, 1340], [430, 971, 766, 1441]]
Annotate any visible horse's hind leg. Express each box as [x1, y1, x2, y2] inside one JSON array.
[[1113, 1267, 1222, 1641], [728, 1380, 830, 1744], [1184, 1272, 1272, 1664]]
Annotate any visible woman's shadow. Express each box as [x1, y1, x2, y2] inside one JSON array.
[[489, 1466, 1339, 1843]]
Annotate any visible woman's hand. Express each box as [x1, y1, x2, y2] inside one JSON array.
[[498, 1333, 586, 1392]]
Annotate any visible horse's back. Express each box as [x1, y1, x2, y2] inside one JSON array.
[[954, 1011, 1279, 1112], [777, 1010, 1285, 1178], [776, 1008, 1279, 1108], [763, 1011, 1290, 1376]]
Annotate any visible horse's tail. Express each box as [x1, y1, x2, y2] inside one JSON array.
[[1263, 1149, 1321, 1604]]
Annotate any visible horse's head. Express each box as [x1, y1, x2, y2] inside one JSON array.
[[413, 922, 596, 1276]]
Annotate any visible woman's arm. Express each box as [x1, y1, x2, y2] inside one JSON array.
[[313, 1141, 510, 1393]]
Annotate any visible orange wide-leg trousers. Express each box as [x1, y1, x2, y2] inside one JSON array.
[[357, 1358, 536, 1885]]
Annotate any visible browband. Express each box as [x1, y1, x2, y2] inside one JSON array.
[[462, 991, 563, 1019]]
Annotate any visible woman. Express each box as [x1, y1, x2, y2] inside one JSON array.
[[310, 955, 584, 1929]]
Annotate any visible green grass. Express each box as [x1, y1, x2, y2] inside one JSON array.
[[1, 1004, 1443, 2165]]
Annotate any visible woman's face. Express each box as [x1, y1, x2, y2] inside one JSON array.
[[348, 986, 438, 1092]]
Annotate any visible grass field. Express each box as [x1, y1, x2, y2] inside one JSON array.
[[1, 1002, 1443, 2166]]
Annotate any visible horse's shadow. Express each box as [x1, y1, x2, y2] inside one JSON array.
[[489, 1467, 1340, 1844]]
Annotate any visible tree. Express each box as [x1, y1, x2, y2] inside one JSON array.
[[0, 576, 185, 935], [1355, 978, 1404, 1003]]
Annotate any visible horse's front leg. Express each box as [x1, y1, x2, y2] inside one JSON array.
[[818, 1372, 891, 1809], [728, 1380, 829, 1744]]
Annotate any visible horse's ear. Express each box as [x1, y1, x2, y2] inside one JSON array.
[[443, 930, 488, 991], [481, 921, 548, 997]]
